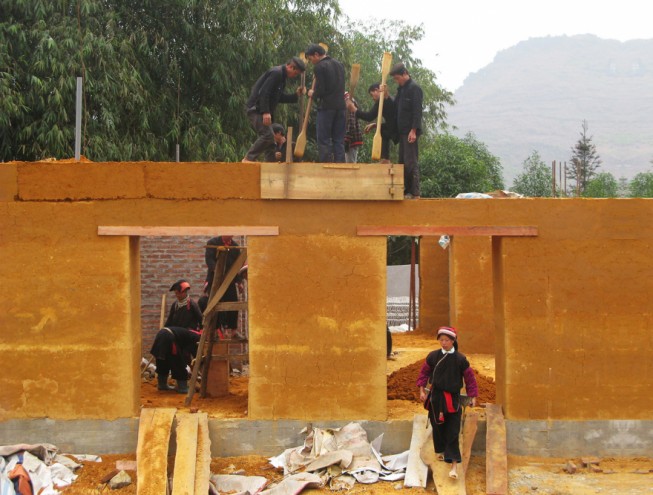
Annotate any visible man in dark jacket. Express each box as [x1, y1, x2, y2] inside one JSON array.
[[306, 43, 346, 163], [346, 82, 398, 162], [389, 63, 423, 198], [165, 279, 203, 331], [243, 57, 305, 162], [203, 236, 242, 335]]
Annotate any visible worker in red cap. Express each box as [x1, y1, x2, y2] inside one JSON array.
[[416, 326, 478, 480], [164, 279, 203, 331]]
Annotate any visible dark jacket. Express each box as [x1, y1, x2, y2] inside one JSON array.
[[394, 78, 423, 135], [150, 326, 201, 363], [246, 65, 298, 116], [165, 299, 203, 330], [356, 96, 398, 140], [313, 56, 346, 111]]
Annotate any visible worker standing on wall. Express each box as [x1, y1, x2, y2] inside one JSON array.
[[150, 326, 201, 393], [416, 326, 478, 480], [165, 279, 203, 330]]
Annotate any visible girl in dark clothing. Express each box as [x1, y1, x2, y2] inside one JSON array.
[[150, 326, 201, 393], [416, 326, 478, 480]]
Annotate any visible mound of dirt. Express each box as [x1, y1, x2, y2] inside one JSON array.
[[387, 359, 496, 404]]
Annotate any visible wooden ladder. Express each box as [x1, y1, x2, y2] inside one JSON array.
[[184, 246, 248, 406]]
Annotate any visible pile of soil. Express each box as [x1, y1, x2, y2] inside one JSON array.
[[387, 359, 496, 404]]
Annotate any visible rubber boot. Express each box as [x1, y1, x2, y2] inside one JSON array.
[[176, 380, 189, 394], [157, 374, 174, 391]]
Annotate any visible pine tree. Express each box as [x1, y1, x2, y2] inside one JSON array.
[[567, 120, 601, 196]]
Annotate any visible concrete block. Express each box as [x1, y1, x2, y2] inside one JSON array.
[[0, 419, 138, 454]]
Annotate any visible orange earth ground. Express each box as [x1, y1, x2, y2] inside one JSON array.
[[60, 331, 651, 494]]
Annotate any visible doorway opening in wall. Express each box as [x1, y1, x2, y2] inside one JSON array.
[[385, 235, 429, 420], [384, 235, 497, 421], [139, 234, 249, 418]]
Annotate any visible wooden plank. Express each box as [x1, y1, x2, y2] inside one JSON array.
[[462, 410, 479, 475], [172, 413, 199, 495], [404, 414, 430, 487], [194, 413, 211, 495], [421, 423, 466, 495], [98, 226, 279, 236], [215, 301, 247, 311], [486, 404, 508, 495], [202, 251, 247, 317], [357, 225, 538, 237], [137, 408, 177, 495], [260, 162, 403, 200]]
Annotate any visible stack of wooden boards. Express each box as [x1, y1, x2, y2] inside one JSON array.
[[404, 404, 507, 495], [136, 408, 211, 495]]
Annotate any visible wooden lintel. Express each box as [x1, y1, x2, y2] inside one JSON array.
[[357, 225, 538, 237], [98, 226, 278, 236]]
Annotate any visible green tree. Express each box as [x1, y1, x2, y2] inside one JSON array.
[[582, 172, 618, 197], [0, 0, 340, 161], [420, 133, 504, 198], [629, 171, 653, 197], [511, 151, 552, 197], [567, 119, 601, 195]]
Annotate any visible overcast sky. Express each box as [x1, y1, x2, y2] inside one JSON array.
[[337, 0, 653, 91]]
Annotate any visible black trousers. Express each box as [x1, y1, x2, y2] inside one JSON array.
[[398, 135, 420, 196], [151, 329, 188, 381], [245, 110, 277, 161], [429, 407, 462, 463]]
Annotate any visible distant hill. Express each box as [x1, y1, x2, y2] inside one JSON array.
[[447, 35, 653, 186]]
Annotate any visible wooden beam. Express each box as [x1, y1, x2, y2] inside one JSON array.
[[261, 162, 403, 200], [136, 408, 176, 495], [215, 301, 247, 312], [98, 226, 278, 236], [486, 404, 508, 495], [357, 225, 538, 237], [172, 413, 199, 495], [194, 412, 211, 495], [203, 251, 247, 317], [404, 414, 429, 488], [462, 409, 479, 474]]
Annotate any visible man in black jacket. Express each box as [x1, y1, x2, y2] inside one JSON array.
[[389, 63, 423, 198], [346, 82, 398, 162], [243, 57, 305, 162], [306, 43, 346, 163]]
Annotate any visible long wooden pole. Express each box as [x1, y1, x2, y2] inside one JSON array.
[[294, 43, 329, 160], [372, 52, 393, 161], [298, 52, 306, 130], [293, 79, 315, 160]]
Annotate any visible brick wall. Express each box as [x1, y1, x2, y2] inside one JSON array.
[[139, 236, 246, 356]]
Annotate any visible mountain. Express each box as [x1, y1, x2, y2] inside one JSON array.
[[446, 35, 653, 186]]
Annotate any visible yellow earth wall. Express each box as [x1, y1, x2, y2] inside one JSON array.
[[417, 237, 450, 331], [2, 162, 653, 423], [247, 235, 387, 420], [449, 236, 495, 353]]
